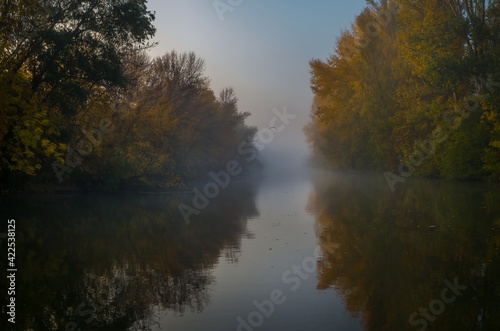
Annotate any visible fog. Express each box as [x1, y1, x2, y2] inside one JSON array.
[[144, 0, 367, 180], [245, 100, 313, 185]]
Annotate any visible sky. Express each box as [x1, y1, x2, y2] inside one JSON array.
[[146, 0, 367, 162]]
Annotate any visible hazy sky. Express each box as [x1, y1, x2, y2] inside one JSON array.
[[146, 0, 366, 155]]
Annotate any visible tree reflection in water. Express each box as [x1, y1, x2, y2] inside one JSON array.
[[308, 171, 500, 331], [0, 180, 259, 330]]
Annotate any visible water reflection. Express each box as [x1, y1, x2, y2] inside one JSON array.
[[308, 171, 500, 330], [2, 171, 500, 331], [0, 180, 258, 330]]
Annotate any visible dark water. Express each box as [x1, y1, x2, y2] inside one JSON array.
[[1, 170, 500, 330]]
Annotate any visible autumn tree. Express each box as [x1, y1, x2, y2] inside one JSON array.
[[76, 51, 256, 189], [308, 0, 500, 181], [308, 1, 401, 170], [0, 0, 156, 188]]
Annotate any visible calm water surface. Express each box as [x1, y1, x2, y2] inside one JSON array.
[[1, 170, 500, 330]]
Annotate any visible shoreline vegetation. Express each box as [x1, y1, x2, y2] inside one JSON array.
[[306, 0, 500, 183], [1, 167, 263, 195], [3, 1, 500, 195], [0, 0, 258, 194]]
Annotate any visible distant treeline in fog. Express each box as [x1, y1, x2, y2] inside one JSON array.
[[306, 0, 500, 181], [0, 0, 257, 191]]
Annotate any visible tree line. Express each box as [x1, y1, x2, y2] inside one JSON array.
[[0, 0, 257, 191], [306, 0, 500, 182]]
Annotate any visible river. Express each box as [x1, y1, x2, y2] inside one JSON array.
[[1, 166, 499, 330]]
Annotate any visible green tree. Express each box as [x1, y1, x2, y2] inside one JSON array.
[[0, 0, 156, 184]]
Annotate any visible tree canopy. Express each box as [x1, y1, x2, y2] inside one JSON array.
[[307, 0, 500, 181], [0, 1, 257, 191]]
